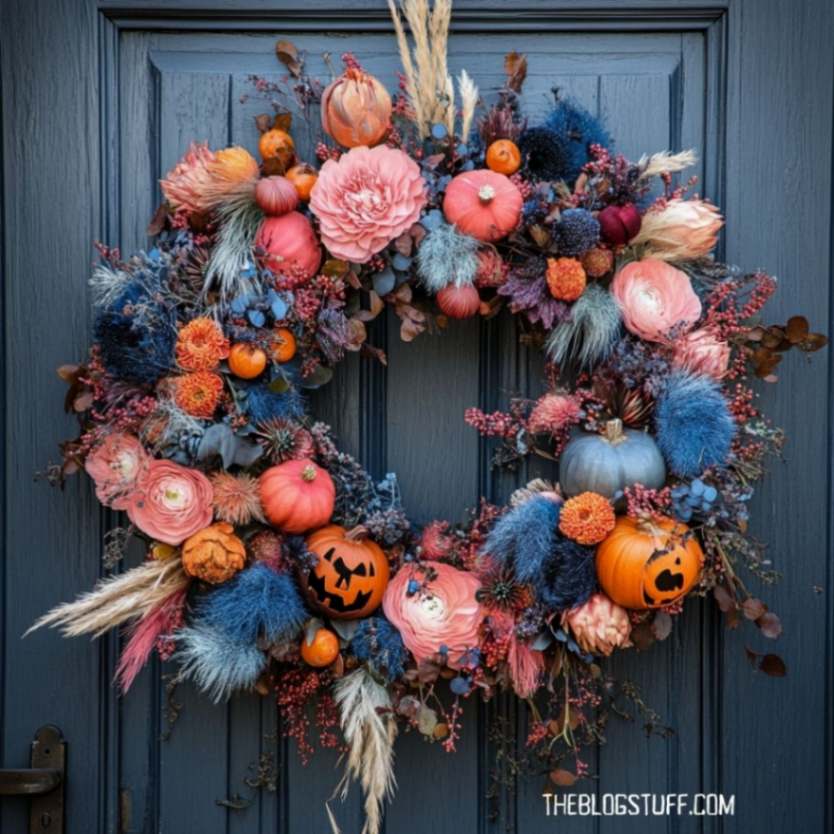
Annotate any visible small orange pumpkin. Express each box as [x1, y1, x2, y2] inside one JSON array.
[[286, 164, 319, 201], [485, 140, 521, 175], [595, 516, 703, 609], [259, 459, 335, 534], [442, 170, 523, 243], [300, 627, 340, 667], [271, 327, 297, 363], [300, 525, 390, 619], [228, 343, 267, 379], [258, 128, 295, 169]]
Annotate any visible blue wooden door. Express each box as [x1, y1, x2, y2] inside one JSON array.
[[2, 2, 832, 833]]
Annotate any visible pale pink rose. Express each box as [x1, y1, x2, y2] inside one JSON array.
[[127, 460, 213, 545], [85, 433, 150, 510], [631, 198, 723, 262], [673, 327, 731, 379], [382, 561, 483, 669], [563, 593, 631, 657], [610, 258, 702, 342], [309, 145, 426, 263]]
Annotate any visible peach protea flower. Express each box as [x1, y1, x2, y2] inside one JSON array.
[[631, 198, 723, 262], [181, 522, 246, 584], [558, 492, 616, 545], [160, 142, 216, 215], [673, 327, 731, 379], [382, 561, 483, 669], [546, 257, 586, 301], [563, 593, 631, 656], [176, 317, 230, 371], [309, 145, 427, 263], [174, 371, 224, 419], [528, 393, 582, 435], [610, 258, 702, 342], [84, 432, 149, 509], [127, 460, 214, 545], [210, 472, 264, 525]]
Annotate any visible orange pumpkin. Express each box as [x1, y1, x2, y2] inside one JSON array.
[[485, 140, 521, 175], [595, 516, 703, 609], [255, 212, 322, 280], [300, 627, 340, 667], [442, 170, 523, 242], [228, 343, 267, 379], [300, 525, 390, 619], [259, 459, 335, 534], [286, 164, 318, 201], [271, 327, 297, 363], [321, 68, 392, 148], [258, 128, 295, 169]]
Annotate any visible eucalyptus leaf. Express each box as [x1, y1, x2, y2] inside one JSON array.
[[373, 267, 396, 297], [330, 620, 359, 641]]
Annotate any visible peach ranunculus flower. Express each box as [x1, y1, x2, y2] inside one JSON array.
[[610, 258, 702, 342], [673, 327, 731, 379], [85, 432, 150, 509], [309, 145, 427, 263], [382, 561, 483, 669], [127, 459, 214, 545], [631, 198, 723, 262], [562, 593, 631, 657]]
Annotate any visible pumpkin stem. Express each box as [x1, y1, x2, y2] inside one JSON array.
[[604, 418, 625, 444], [345, 525, 369, 542], [478, 184, 496, 204], [301, 464, 318, 482]]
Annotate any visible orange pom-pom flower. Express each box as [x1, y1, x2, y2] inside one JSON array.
[[176, 317, 230, 371], [182, 522, 247, 585], [175, 371, 224, 418], [546, 257, 586, 301], [558, 492, 616, 545]]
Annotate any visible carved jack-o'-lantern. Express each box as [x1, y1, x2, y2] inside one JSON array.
[[595, 515, 702, 609], [300, 525, 389, 619]]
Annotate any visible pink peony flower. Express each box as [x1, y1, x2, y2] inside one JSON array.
[[127, 460, 214, 545], [383, 561, 483, 669], [85, 433, 150, 510], [673, 327, 731, 379], [631, 198, 723, 261], [309, 145, 426, 263], [563, 593, 631, 656], [610, 258, 702, 342], [528, 393, 582, 435]]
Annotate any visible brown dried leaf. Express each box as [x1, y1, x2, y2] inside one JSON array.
[[504, 51, 528, 93], [713, 584, 735, 613], [741, 597, 766, 621], [275, 40, 302, 77], [254, 113, 274, 135], [322, 258, 349, 277], [756, 611, 782, 640], [394, 233, 413, 257], [146, 202, 168, 236], [799, 332, 828, 352], [785, 315, 809, 343], [57, 364, 80, 383], [759, 653, 787, 677], [549, 769, 577, 787], [528, 224, 551, 249], [262, 157, 288, 176], [630, 622, 655, 651], [345, 318, 367, 351], [73, 391, 94, 413], [651, 611, 673, 641], [272, 112, 293, 133]]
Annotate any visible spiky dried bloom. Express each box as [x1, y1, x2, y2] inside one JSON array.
[[160, 142, 216, 215], [255, 418, 315, 463], [527, 393, 582, 435], [210, 471, 264, 525]]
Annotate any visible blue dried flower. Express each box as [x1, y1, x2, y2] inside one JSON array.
[[654, 371, 735, 477], [350, 616, 407, 682], [543, 99, 610, 183], [555, 208, 600, 256], [518, 127, 570, 182], [537, 536, 597, 611], [245, 383, 305, 423]]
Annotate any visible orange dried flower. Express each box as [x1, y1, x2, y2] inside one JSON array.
[[559, 492, 616, 545], [176, 317, 230, 371], [182, 522, 246, 584], [581, 247, 615, 279], [175, 371, 224, 418], [210, 471, 264, 525], [546, 257, 587, 301]]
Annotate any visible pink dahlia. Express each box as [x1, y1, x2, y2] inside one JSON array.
[[673, 327, 730, 379], [610, 258, 702, 342], [563, 593, 631, 657], [382, 561, 483, 669], [85, 432, 149, 510], [127, 460, 213, 545], [309, 145, 426, 263], [159, 142, 216, 215]]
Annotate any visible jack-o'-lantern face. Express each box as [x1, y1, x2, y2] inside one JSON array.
[[595, 516, 702, 610], [300, 525, 390, 619]]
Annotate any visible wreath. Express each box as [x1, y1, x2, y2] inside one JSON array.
[[33, 1, 826, 828]]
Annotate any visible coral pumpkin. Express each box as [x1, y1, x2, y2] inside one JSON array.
[[255, 176, 299, 216], [595, 515, 703, 609], [436, 284, 481, 319], [321, 68, 392, 148], [443, 170, 522, 242], [255, 212, 322, 280], [259, 459, 335, 534], [300, 627, 341, 667], [285, 164, 318, 201], [228, 343, 267, 379], [485, 140, 522, 175], [300, 525, 390, 619]]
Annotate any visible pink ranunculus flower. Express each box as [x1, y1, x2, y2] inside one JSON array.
[[383, 561, 484, 670], [85, 433, 150, 510], [610, 258, 702, 342], [309, 144, 427, 263], [673, 327, 731, 379], [127, 460, 214, 545], [562, 593, 631, 657], [631, 198, 723, 262]]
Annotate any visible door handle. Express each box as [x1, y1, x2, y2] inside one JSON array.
[[0, 725, 65, 833]]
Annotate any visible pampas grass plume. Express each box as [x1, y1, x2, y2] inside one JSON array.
[[416, 222, 480, 292]]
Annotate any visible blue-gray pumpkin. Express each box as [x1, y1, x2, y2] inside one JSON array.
[[559, 419, 666, 498]]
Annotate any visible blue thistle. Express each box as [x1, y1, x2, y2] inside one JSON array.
[[245, 383, 305, 423], [554, 208, 600, 256], [518, 127, 570, 183], [543, 98, 610, 183], [197, 564, 308, 644], [349, 616, 407, 682], [484, 496, 561, 582], [416, 222, 480, 292], [537, 536, 597, 611], [654, 371, 735, 477]]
